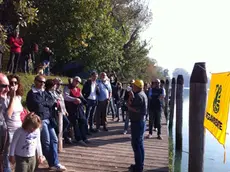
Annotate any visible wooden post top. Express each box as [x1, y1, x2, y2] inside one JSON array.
[[172, 77, 176, 84], [190, 62, 207, 84], [177, 75, 184, 85], [166, 79, 169, 85]]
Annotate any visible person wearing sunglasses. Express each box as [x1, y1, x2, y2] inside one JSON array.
[[53, 78, 71, 144], [0, 73, 10, 172], [1, 74, 24, 172], [26, 75, 66, 171]]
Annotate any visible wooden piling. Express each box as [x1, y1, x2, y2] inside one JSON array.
[[169, 78, 176, 128], [189, 62, 207, 172], [174, 150, 182, 172], [58, 112, 63, 152], [164, 79, 170, 121], [176, 75, 184, 150]]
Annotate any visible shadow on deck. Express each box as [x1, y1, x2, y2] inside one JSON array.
[[36, 117, 169, 172]]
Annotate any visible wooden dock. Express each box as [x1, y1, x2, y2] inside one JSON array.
[[36, 117, 168, 172]]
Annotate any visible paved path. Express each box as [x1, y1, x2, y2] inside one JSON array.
[[36, 117, 168, 172]]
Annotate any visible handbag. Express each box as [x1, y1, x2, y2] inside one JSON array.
[[20, 108, 29, 122]]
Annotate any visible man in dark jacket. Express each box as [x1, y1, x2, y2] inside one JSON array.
[[147, 79, 164, 140], [127, 79, 147, 172], [26, 75, 66, 171], [82, 71, 99, 133], [113, 82, 126, 122]]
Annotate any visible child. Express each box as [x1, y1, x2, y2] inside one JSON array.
[[9, 113, 44, 172]]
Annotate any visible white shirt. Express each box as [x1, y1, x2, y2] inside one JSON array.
[[162, 88, 166, 98], [88, 81, 97, 100], [2, 96, 23, 132], [9, 128, 43, 157]]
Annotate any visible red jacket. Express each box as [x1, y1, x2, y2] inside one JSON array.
[[9, 36, 23, 53]]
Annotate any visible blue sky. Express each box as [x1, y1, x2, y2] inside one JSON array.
[[141, 0, 230, 77]]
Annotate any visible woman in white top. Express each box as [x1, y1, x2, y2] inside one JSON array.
[[3, 74, 24, 172]]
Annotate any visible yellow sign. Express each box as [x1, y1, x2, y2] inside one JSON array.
[[204, 72, 230, 145]]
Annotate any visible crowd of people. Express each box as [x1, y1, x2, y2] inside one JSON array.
[[0, 69, 166, 172], [0, 30, 53, 75]]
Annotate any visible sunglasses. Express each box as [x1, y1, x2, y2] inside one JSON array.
[[10, 81, 18, 85], [0, 84, 9, 88], [36, 80, 46, 84]]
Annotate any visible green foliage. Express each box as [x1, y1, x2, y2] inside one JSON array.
[[0, 0, 38, 49], [24, 0, 126, 72], [1, 0, 167, 82], [120, 39, 149, 80], [13, 0, 39, 27], [0, 24, 7, 49]]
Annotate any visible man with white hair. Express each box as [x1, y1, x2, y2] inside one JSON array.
[[95, 72, 112, 132], [63, 76, 89, 146]]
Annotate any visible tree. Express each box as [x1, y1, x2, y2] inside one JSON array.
[[0, 0, 166, 81], [22, 0, 126, 71], [172, 68, 190, 87], [0, 0, 38, 49]]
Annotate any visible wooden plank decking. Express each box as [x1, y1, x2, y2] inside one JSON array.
[[36, 117, 168, 172]]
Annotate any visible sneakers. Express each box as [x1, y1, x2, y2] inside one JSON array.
[[153, 128, 158, 132], [147, 134, 153, 139], [50, 164, 67, 171], [123, 130, 127, 135]]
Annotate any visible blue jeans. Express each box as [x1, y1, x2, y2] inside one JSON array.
[[109, 98, 116, 118], [131, 120, 146, 172], [85, 99, 97, 130], [3, 131, 14, 172], [41, 119, 59, 167]]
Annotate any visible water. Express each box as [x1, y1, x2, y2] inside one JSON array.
[[171, 88, 230, 172]]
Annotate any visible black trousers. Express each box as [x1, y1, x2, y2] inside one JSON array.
[[149, 109, 161, 136], [7, 52, 21, 73]]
